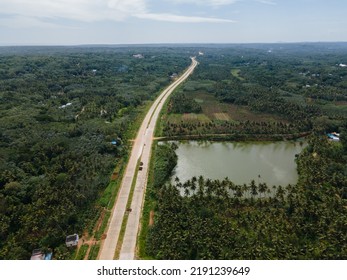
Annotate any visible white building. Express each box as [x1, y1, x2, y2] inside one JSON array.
[[65, 234, 79, 247]]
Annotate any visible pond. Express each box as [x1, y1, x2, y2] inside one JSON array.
[[171, 141, 306, 186]]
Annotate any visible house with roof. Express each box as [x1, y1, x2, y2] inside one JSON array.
[[65, 234, 79, 247]]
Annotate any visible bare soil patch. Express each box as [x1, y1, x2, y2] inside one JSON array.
[[101, 234, 107, 240], [335, 101, 347, 106], [149, 210, 155, 226], [183, 113, 197, 121], [111, 172, 118, 180]]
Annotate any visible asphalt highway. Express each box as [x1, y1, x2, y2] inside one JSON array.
[[99, 57, 198, 260]]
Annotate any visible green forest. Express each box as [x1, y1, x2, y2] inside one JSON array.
[[160, 43, 347, 139], [140, 43, 347, 260], [1, 43, 347, 260], [0, 46, 191, 259]]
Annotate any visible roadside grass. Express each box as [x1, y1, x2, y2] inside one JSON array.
[[154, 84, 181, 137], [102, 158, 127, 210], [92, 158, 126, 241], [124, 101, 153, 140], [137, 141, 157, 260], [85, 99, 154, 255], [126, 85, 182, 140], [98, 180, 117, 209], [88, 244, 100, 260], [76, 244, 89, 260], [94, 211, 111, 241]]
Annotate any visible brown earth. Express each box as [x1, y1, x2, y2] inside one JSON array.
[[149, 210, 155, 226]]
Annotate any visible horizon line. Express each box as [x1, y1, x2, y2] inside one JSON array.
[[1, 41, 347, 48]]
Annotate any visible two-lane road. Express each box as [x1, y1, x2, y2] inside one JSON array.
[[99, 57, 198, 260]]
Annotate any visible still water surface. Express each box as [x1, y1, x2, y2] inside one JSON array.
[[171, 141, 306, 186]]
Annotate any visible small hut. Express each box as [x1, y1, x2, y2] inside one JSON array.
[[65, 234, 79, 247]]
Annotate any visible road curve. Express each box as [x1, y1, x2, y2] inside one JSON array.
[[98, 57, 198, 260]]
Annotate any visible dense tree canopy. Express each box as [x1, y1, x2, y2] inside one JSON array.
[[162, 43, 347, 139], [0, 46, 191, 259]]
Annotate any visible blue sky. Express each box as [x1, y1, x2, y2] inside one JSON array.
[[0, 0, 346, 45]]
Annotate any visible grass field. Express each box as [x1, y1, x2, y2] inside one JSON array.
[[214, 113, 230, 121], [167, 113, 210, 124], [231, 69, 245, 81], [322, 102, 347, 115], [192, 92, 282, 122], [162, 91, 284, 132]]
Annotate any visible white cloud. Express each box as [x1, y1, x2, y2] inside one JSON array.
[[171, 0, 240, 7], [0, 0, 147, 22], [0, 0, 235, 27], [255, 0, 277, 5], [136, 13, 235, 23]]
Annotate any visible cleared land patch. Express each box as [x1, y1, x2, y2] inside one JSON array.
[[190, 92, 284, 123], [231, 69, 245, 81], [167, 113, 210, 124], [214, 113, 230, 121], [335, 101, 347, 106]]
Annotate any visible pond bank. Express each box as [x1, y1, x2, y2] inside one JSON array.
[[155, 131, 311, 142]]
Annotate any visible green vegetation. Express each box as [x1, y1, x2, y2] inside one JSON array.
[[231, 69, 245, 81], [94, 211, 111, 241], [143, 135, 347, 259], [75, 244, 89, 260], [138, 142, 178, 259], [153, 143, 178, 188], [2, 43, 347, 260], [168, 92, 202, 114], [140, 43, 347, 260], [0, 46, 191, 259], [88, 244, 100, 260], [161, 43, 347, 139]]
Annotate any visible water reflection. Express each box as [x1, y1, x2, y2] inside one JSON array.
[[171, 141, 306, 186]]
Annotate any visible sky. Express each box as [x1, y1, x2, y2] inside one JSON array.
[[0, 0, 346, 45]]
